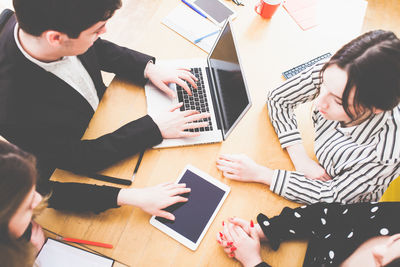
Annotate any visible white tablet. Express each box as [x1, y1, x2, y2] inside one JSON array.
[[191, 0, 237, 27], [150, 165, 230, 251]]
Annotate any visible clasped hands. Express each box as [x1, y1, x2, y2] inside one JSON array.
[[217, 217, 266, 267]]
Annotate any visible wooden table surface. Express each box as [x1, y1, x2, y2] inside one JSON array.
[[22, 0, 398, 266]]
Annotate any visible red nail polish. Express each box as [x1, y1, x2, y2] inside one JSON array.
[[217, 240, 222, 244], [219, 232, 223, 238], [227, 241, 233, 246], [222, 221, 224, 226], [250, 220, 254, 228], [230, 246, 237, 252], [229, 253, 234, 258]]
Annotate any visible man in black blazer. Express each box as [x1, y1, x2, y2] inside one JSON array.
[[0, 0, 210, 185]]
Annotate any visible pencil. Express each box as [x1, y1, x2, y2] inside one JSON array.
[[62, 237, 113, 249]]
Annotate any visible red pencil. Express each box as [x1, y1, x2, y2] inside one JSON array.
[[62, 237, 113, 249]]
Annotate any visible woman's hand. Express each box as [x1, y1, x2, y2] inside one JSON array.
[[228, 217, 267, 242], [293, 157, 331, 181], [117, 183, 190, 220], [217, 221, 263, 267], [216, 154, 273, 185], [286, 144, 331, 181], [30, 221, 45, 252]]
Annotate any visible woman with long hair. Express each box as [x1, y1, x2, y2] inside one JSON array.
[[0, 140, 190, 266]]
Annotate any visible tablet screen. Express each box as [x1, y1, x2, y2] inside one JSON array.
[[155, 169, 226, 243]]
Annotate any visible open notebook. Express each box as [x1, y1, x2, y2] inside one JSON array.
[[162, 3, 220, 53]]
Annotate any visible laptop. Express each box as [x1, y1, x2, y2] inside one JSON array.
[[145, 19, 251, 148]]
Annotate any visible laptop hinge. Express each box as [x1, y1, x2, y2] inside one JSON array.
[[205, 67, 223, 133]]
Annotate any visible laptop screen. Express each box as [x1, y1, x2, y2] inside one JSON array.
[[207, 20, 251, 139]]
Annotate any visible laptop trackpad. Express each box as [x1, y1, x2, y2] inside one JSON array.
[[145, 81, 178, 115]]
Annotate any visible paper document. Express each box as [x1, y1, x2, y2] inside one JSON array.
[[35, 238, 114, 267], [283, 0, 367, 32], [162, 3, 220, 53]]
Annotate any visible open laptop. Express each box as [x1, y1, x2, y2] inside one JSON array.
[[145, 19, 251, 148]]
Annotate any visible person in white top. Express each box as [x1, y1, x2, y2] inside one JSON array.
[[216, 30, 400, 204]]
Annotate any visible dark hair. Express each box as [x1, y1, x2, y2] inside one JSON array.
[[385, 257, 400, 267], [0, 141, 37, 266], [0, 140, 37, 241], [13, 0, 122, 38], [320, 30, 400, 121]]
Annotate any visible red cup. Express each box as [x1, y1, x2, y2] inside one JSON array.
[[254, 0, 281, 19]]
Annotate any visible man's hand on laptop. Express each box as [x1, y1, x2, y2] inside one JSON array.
[[144, 62, 198, 97], [153, 103, 211, 138]]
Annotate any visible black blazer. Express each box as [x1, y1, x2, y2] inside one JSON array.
[[0, 15, 163, 183]]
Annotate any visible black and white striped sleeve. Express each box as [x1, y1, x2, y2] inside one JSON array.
[[270, 159, 400, 204], [266, 62, 324, 148]]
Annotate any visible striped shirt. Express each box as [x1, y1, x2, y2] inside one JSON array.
[[267, 61, 400, 204]]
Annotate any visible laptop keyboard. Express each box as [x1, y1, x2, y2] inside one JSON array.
[[176, 68, 213, 132]]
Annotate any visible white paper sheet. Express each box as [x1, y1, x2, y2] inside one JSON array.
[[35, 238, 114, 267], [162, 3, 220, 53]]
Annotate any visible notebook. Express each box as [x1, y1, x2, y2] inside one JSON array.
[[162, 3, 220, 53], [145, 19, 251, 148], [35, 238, 114, 267]]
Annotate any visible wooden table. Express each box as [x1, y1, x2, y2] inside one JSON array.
[[34, 0, 398, 266]]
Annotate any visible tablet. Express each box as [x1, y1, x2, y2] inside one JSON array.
[[192, 0, 237, 27], [150, 165, 230, 250]]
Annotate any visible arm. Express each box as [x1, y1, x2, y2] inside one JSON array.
[[286, 144, 331, 181], [268, 63, 330, 180], [48, 181, 190, 219], [2, 115, 162, 175], [93, 38, 198, 97], [256, 202, 338, 250], [93, 38, 154, 85], [217, 153, 400, 204], [270, 159, 400, 204], [217, 64, 328, 182], [267, 62, 323, 148], [47, 181, 120, 213]]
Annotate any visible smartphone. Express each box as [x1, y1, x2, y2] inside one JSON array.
[[192, 0, 237, 27]]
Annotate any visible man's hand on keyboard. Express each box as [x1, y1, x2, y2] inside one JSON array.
[[144, 63, 198, 97], [152, 103, 211, 138]]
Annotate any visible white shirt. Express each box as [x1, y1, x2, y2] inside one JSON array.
[[14, 24, 99, 111], [267, 61, 400, 204]]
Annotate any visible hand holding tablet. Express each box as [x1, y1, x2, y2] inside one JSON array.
[[150, 165, 230, 250]]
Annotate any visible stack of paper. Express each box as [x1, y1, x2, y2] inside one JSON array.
[[162, 3, 220, 53]]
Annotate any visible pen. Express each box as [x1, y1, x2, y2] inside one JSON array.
[[85, 173, 132, 186], [61, 237, 113, 249], [194, 30, 220, 43], [131, 150, 144, 181], [181, 0, 207, 18]]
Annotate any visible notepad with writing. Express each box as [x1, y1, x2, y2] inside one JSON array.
[[35, 238, 114, 267], [162, 3, 220, 53]]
